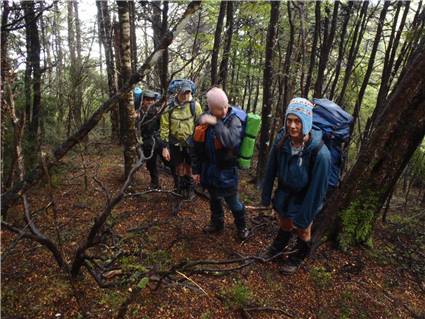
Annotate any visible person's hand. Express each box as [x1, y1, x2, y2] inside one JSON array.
[[162, 147, 170, 161], [192, 174, 201, 184], [199, 114, 217, 125]]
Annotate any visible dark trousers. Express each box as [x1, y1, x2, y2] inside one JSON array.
[[208, 188, 245, 227], [143, 145, 159, 186]]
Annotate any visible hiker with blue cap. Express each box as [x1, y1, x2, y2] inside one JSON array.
[[160, 79, 203, 199], [137, 89, 163, 189], [260, 97, 331, 274]]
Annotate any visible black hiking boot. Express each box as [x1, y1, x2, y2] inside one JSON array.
[[203, 222, 224, 234], [261, 229, 292, 261], [236, 227, 250, 241], [185, 176, 195, 200], [175, 176, 184, 196], [233, 210, 250, 241], [280, 238, 311, 275]]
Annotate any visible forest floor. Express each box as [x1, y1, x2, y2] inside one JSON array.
[[2, 141, 425, 319]]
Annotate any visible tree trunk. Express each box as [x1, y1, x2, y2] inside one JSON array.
[[253, 76, 260, 114], [73, 1, 83, 127], [218, 1, 234, 91], [303, 1, 320, 98], [152, 1, 169, 93], [313, 44, 425, 251], [350, 1, 390, 136], [1, 0, 11, 190], [314, 1, 339, 98], [282, 1, 294, 111], [117, 0, 138, 179], [1, 0, 10, 81], [391, 3, 424, 84], [256, 1, 279, 185], [370, 2, 410, 133], [129, 0, 137, 73], [329, 1, 353, 100], [295, 1, 306, 94], [53, 0, 65, 131], [23, 1, 41, 139], [229, 41, 238, 103], [67, 1, 76, 135], [97, 0, 119, 142], [337, 1, 369, 105], [211, 0, 226, 86]]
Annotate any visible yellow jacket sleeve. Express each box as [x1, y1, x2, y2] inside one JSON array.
[[160, 109, 170, 145]]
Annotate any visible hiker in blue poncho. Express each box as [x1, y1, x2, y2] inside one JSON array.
[[191, 87, 250, 240], [261, 97, 331, 274]]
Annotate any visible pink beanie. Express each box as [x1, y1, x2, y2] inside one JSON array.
[[206, 87, 229, 109]]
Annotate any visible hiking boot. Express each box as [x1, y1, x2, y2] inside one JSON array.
[[186, 188, 196, 200], [261, 229, 292, 260], [175, 176, 183, 196], [203, 222, 224, 234], [182, 176, 195, 200], [233, 210, 250, 241], [280, 238, 311, 275], [236, 227, 250, 241], [148, 182, 161, 190]]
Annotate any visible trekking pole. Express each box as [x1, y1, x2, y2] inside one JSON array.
[[245, 205, 271, 211]]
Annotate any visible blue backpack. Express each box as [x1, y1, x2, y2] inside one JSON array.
[[133, 87, 143, 110], [312, 98, 353, 188]]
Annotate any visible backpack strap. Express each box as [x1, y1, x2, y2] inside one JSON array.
[[190, 100, 195, 117], [308, 140, 324, 177]]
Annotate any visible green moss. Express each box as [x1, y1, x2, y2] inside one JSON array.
[[310, 266, 332, 289], [221, 280, 253, 310], [338, 191, 381, 251]]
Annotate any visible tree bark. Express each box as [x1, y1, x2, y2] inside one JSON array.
[[350, 1, 390, 136], [97, 0, 119, 142], [211, 0, 226, 86], [314, 1, 339, 98], [282, 1, 294, 110], [53, 0, 65, 129], [152, 1, 169, 93], [313, 44, 425, 251], [256, 1, 279, 185], [129, 0, 138, 73], [73, 1, 84, 127], [337, 1, 369, 105], [370, 1, 410, 133], [117, 1, 138, 179], [23, 1, 41, 138], [329, 1, 353, 100], [303, 1, 320, 98], [218, 1, 234, 91], [1, 0, 11, 191]]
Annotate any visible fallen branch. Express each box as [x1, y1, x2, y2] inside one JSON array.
[[243, 306, 294, 318], [70, 145, 154, 277]]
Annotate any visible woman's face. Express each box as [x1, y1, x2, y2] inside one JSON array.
[[286, 114, 303, 139]]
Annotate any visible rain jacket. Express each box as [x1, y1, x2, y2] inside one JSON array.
[[191, 107, 243, 191], [160, 98, 202, 147], [261, 128, 331, 229]]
